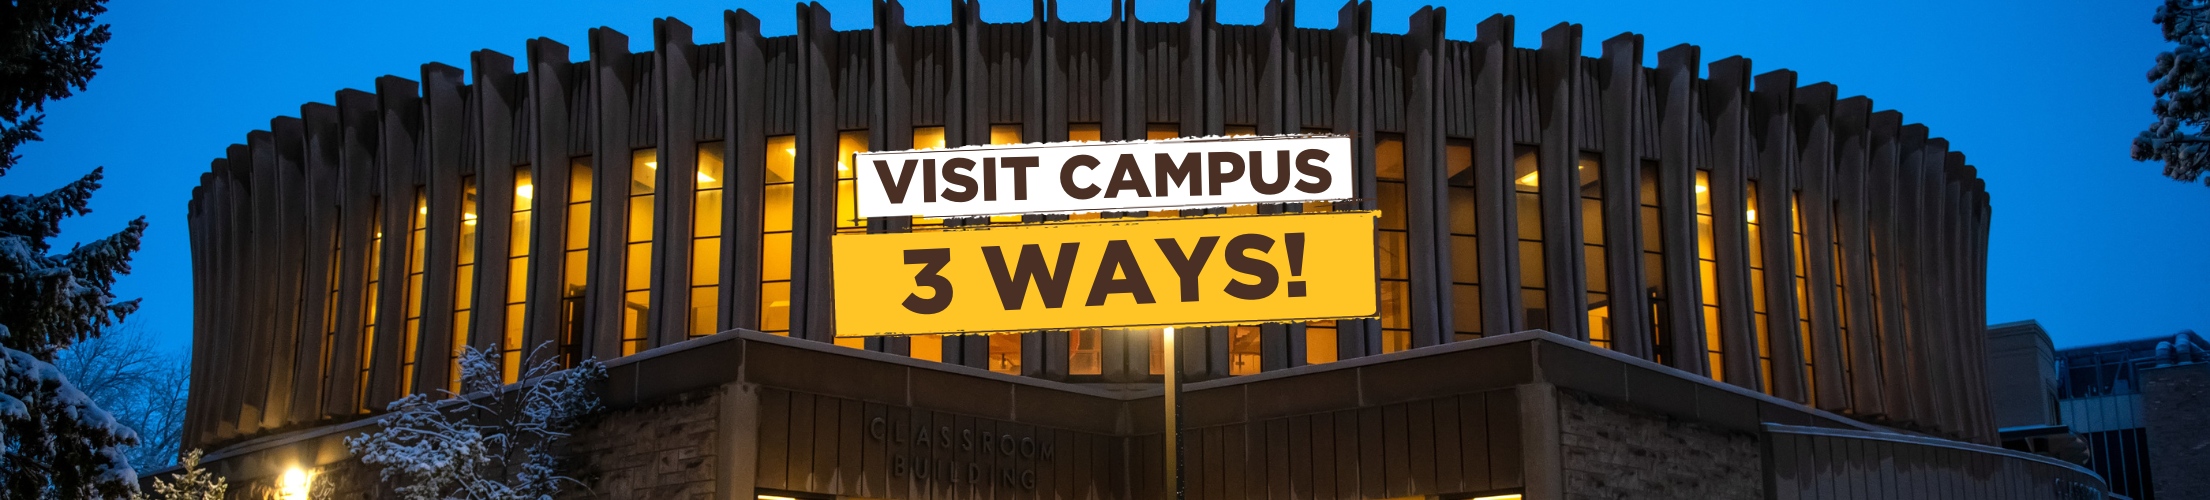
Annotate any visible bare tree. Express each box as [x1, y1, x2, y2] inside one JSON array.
[[54, 319, 188, 472]]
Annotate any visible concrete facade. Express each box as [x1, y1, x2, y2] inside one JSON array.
[[1987, 321, 2059, 429], [173, 331, 2103, 500]]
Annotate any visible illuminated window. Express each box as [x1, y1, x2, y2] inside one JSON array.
[[1069, 123, 1102, 142], [835, 130, 870, 235], [1513, 148, 1548, 331], [399, 190, 429, 393], [1791, 194, 1821, 404], [1695, 170, 1724, 380], [1446, 140, 1481, 342], [560, 158, 593, 367], [1229, 326, 1262, 376], [759, 135, 796, 335], [1831, 203, 1854, 396], [450, 176, 478, 393], [988, 125, 1025, 224], [503, 167, 534, 383], [1306, 321, 1339, 365], [1747, 181, 1774, 393], [1069, 329, 1101, 375], [691, 143, 726, 338], [833, 131, 870, 350], [1375, 135, 1411, 353], [620, 150, 657, 356], [319, 216, 343, 408], [1637, 163, 1668, 364], [358, 197, 384, 413], [990, 334, 1022, 375], [908, 128, 949, 231], [1578, 154, 1610, 349]]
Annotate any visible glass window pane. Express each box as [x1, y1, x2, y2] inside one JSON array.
[[1305, 322, 1338, 365], [692, 238, 721, 286], [628, 195, 654, 242], [911, 335, 943, 362], [509, 211, 533, 257], [695, 190, 724, 237], [989, 334, 1022, 375], [565, 204, 590, 250], [1380, 231, 1409, 280], [1146, 124, 1178, 141], [1519, 241, 1546, 287], [1448, 186, 1478, 235], [760, 232, 792, 282], [454, 264, 475, 307], [697, 142, 725, 189], [632, 149, 658, 195], [691, 287, 718, 337], [762, 184, 794, 233], [993, 124, 1025, 145], [1451, 235, 1480, 284], [1229, 326, 1262, 374], [1377, 182, 1407, 230], [570, 161, 594, 201], [625, 242, 651, 290], [563, 251, 588, 295], [913, 127, 947, 150], [1070, 329, 1101, 375], [1452, 283, 1482, 335], [506, 256, 530, 302], [766, 136, 797, 183], [1375, 137, 1404, 180], [1069, 124, 1102, 142], [759, 282, 791, 332]]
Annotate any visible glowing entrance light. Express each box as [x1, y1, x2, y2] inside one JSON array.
[[279, 468, 313, 500]]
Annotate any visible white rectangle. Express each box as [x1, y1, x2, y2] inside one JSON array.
[[853, 134, 1353, 218]]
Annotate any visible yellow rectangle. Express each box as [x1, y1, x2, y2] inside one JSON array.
[[833, 212, 1378, 337]]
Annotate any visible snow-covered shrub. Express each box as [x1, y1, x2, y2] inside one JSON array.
[[345, 342, 606, 500], [140, 448, 224, 500]]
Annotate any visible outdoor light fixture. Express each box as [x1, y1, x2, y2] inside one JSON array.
[[279, 468, 312, 500]]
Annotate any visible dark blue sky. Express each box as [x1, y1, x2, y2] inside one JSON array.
[[13, 0, 2200, 355]]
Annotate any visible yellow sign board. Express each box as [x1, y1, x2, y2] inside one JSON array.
[[832, 212, 1378, 337]]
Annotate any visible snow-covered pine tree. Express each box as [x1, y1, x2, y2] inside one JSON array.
[[1, 0, 148, 494], [345, 343, 606, 500], [2136, 0, 2210, 185], [139, 449, 224, 500], [0, 168, 147, 498]]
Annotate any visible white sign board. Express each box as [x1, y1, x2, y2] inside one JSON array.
[[853, 135, 1354, 219]]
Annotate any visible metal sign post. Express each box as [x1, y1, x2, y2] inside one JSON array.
[[1162, 326, 1183, 500]]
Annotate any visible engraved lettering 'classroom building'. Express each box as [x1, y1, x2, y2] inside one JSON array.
[[173, 1, 2106, 498]]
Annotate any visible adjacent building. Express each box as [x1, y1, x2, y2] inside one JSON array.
[[172, 1, 2104, 498], [2045, 329, 2207, 500]]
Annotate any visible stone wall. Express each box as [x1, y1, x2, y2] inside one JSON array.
[[2142, 361, 2210, 500], [1557, 391, 1762, 500], [560, 388, 724, 499]]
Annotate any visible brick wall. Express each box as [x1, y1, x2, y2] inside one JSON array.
[[2142, 361, 2210, 500], [1557, 391, 1762, 500], [560, 388, 723, 499]]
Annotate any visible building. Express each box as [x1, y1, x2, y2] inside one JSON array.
[[173, 1, 2105, 498], [2032, 329, 2210, 499], [1985, 321, 2088, 468]]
